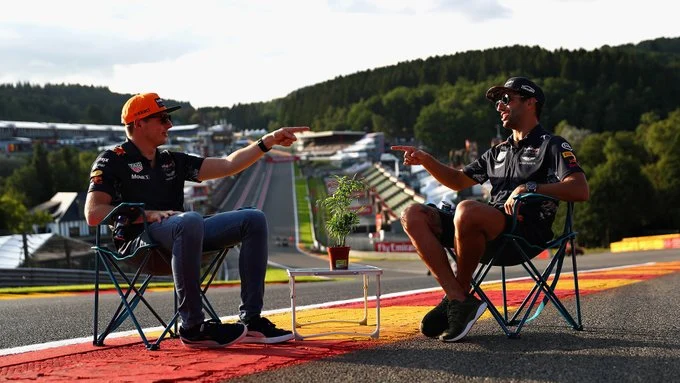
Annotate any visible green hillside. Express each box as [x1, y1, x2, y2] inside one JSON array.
[[1, 37, 678, 154], [2, 37, 679, 246]]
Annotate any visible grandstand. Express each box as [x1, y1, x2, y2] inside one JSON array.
[[0, 120, 200, 153], [362, 163, 425, 223], [295, 131, 369, 158]]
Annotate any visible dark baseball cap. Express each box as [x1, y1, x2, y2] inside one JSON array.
[[486, 77, 545, 105]]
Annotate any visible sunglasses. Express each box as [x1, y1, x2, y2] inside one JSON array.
[[145, 114, 172, 124], [494, 93, 524, 109]]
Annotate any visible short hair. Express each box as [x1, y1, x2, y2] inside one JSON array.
[[519, 94, 543, 120], [125, 122, 134, 138], [535, 101, 543, 119]]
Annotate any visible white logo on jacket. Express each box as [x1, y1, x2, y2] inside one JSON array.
[[494, 150, 507, 169], [128, 162, 144, 173]]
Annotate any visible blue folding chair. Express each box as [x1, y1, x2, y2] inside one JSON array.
[[92, 203, 231, 350], [446, 193, 583, 338]]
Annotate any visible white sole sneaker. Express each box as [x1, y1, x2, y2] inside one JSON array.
[[241, 331, 295, 344], [440, 301, 488, 343], [180, 324, 248, 349]]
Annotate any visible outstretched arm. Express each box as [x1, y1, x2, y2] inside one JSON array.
[[198, 126, 309, 180], [391, 145, 477, 192]]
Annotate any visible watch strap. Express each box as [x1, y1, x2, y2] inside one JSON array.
[[256, 138, 270, 153], [526, 181, 538, 193]]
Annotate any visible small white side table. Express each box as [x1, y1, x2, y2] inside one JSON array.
[[287, 265, 383, 340]]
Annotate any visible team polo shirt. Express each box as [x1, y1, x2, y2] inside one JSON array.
[[88, 140, 205, 211], [463, 124, 584, 227]]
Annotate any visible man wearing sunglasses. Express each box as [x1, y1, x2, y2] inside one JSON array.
[[85, 92, 309, 348], [392, 77, 589, 343]]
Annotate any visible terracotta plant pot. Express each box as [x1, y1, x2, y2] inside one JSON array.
[[327, 246, 350, 270]]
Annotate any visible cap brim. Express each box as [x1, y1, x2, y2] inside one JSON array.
[[165, 105, 181, 113], [485, 86, 516, 102]]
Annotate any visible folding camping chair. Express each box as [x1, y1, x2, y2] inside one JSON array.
[[92, 202, 231, 350], [445, 193, 583, 338]]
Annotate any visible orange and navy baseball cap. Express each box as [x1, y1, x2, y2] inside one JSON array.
[[121, 93, 181, 125]]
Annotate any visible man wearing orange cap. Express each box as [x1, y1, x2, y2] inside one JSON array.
[[85, 93, 309, 348]]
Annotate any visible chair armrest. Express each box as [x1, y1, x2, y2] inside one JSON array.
[[96, 202, 148, 249], [100, 202, 146, 225], [510, 193, 577, 241], [94, 202, 159, 261], [512, 193, 559, 204], [507, 193, 560, 233]]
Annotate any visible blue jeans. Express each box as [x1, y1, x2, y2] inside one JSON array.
[[146, 209, 269, 329]]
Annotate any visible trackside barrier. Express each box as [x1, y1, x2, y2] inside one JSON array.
[[610, 234, 680, 253], [0, 267, 172, 288]]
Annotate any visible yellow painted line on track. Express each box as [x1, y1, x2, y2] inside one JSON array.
[[0, 292, 79, 300], [483, 278, 640, 291], [589, 269, 674, 276]]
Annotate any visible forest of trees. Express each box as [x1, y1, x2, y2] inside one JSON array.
[[2, 37, 679, 156], [1, 37, 679, 246], [0, 84, 196, 126], [0, 143, 96, 234]]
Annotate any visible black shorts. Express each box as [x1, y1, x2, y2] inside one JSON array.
[[431, 204, 552, 266]]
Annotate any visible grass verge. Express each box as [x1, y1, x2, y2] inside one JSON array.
[[294, 162, 314, 248], [0, 267, 329, 295]]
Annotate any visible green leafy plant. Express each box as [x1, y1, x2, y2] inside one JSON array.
[[317, 175, 367, 247]]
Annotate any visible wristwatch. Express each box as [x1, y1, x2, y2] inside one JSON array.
[[525, 181, 538, 193], [256, 138, 270, 153]]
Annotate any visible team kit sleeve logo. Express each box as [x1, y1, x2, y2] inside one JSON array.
[[90, 169, 104, 185], [559, 141, 580, 167], [89, 152, 113, 186], [113, 146, 126, 156]]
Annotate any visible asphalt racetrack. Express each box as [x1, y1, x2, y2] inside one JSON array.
[[1, 158, 679, 382]]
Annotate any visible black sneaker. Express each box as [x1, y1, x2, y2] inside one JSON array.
[[179, 319, 247, 349], [420, 296, 449, 338], [241, 316, 294, 344], [439, 294, 487, 342]]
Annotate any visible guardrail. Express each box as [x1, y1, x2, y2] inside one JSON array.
[[0, 267, 172, 288]]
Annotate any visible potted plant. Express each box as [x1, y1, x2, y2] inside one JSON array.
[[317, 174, 367, 270]]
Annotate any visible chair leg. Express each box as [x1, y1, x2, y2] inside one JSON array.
[[501, 266, 508, 323], [95, 252, 178, 350], [97, 253, 153, 349], [93, 252, 101, 346], [153, 247, 232, 349], [471, 282, 518, 338], [451, 248, 520, 338], [149, 247, 232, 350], [94, 246, 252, 350], [100, 256, 156, 336], [153, 311, 182, 349], [173, 286, 179, 337], [106, 276, 153, 335], [518, 248, 563, 325], [458, 200, 585, 338], [199, 248, 229, 320], [521, 257, 581, 330], [570, 238, 583, 330], [467, 237, 584, 338]]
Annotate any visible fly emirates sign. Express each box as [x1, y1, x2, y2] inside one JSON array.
[[374, 241, 416, 252]]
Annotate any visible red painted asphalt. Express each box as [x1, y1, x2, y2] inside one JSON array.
[[1, 261, 679, 382]]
